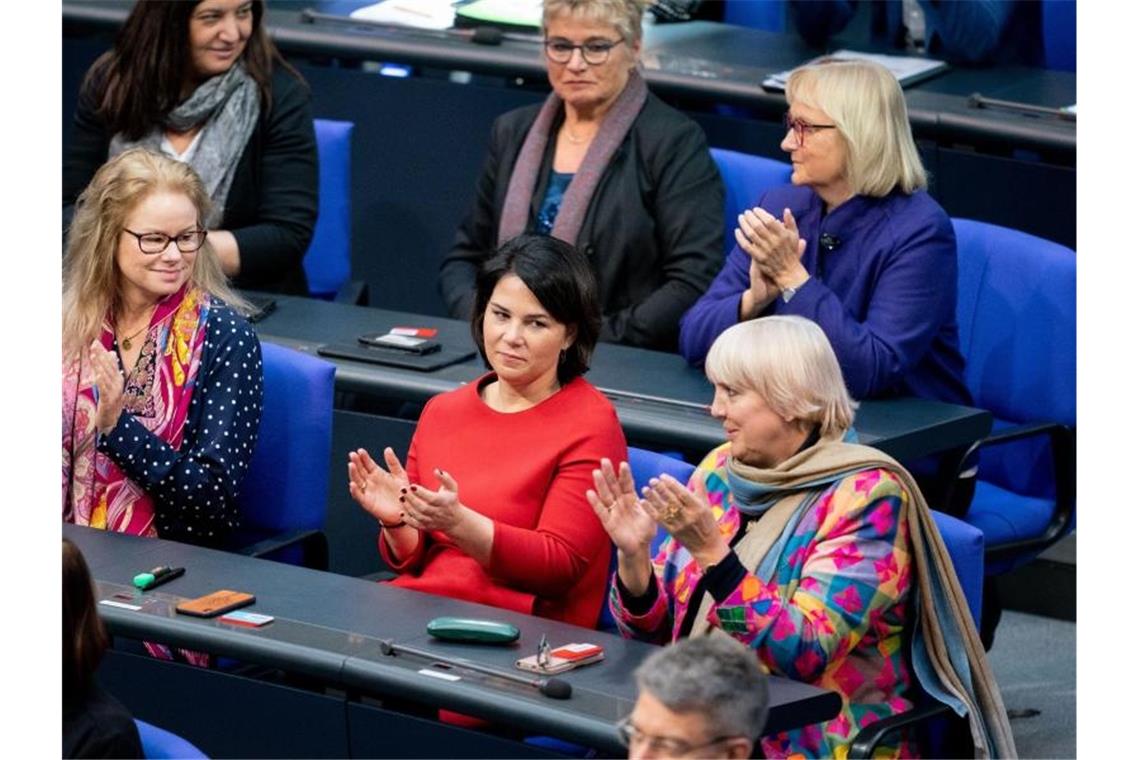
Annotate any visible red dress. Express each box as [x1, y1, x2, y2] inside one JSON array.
[[381, 373, 627, 627]]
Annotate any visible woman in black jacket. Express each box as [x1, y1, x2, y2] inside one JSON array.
[[63, 0, 317, 295], [440, 0, 724, 351]]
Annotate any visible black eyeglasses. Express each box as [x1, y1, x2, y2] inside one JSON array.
[[783, 112, 838, 147], [123, 228, 208, 255], [543, 37, 625, 65], [616, 716, 739, 757]]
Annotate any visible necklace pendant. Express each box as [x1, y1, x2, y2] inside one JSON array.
[[122, 337, 132, 351]]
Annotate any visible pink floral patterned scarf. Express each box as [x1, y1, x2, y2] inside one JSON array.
[[63, 284, 209, 535]]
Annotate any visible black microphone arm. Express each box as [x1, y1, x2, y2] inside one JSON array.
[[378, 639, 573, 700]]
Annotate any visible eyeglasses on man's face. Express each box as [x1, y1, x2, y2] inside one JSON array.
[[783, 112, 838, 147], [123, 229, 208, 255], [616, 716, 739, 758], [544, 37, 625, 65]]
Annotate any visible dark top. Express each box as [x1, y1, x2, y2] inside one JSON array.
[[63, 682, 144, 759], [440, 92, 724, 351], [535, 171, 574, 235], [679, 184, 970, 405], [95, 302, 264, 548], [63, 66, 318, 295]]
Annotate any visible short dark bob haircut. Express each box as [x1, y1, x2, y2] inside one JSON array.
[[471, 234, 601, 385]]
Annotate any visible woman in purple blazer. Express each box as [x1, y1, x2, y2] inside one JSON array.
[[679, 59, 969, 408]]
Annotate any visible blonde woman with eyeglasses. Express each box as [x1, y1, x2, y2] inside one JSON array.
[[63, 149, 262, 562], [680, 60, 969, 415]]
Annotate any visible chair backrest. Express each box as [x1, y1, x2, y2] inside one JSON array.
[[596, 448, 696, 631], [930, 512, 985, 629], [709, 148, 793, 255], [953, 218, 1075, 496], [303, 119, 354, 299], [627, 448, 698, 556], [1041, 0, 1076, 72], [135, 719, 208, 759], [236, 342, 335, 540], [723, 0, 786, 32]]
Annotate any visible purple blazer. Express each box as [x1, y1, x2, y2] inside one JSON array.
[[678, 184, 970, 405]]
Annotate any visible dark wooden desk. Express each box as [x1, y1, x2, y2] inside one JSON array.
[[253, 294, 992, 464], [68, 524, 840, 757]]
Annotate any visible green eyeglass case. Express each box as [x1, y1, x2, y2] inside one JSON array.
[[426, 616, 521, 644]]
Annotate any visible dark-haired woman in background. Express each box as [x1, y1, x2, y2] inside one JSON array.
[[349, 235, 627, 627], [63, 538, 144, 759], [63, 0, 317, 295]]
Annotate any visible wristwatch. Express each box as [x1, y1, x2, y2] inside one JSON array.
[[781, 282, 801, 303]]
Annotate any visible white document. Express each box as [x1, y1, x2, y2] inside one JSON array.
[[349, 0, 457, 31], [763, 49, 948, 92]]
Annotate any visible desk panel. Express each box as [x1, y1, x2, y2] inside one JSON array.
[[68, 523, 840, 755], [253, 295, 992, 464]]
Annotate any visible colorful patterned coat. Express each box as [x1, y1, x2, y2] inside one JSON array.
[[611, 443, 917, 759]]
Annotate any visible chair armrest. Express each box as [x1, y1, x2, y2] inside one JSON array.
[[333, 280, 368, 305], [237, 529, 329, 570], [947, 421, 1076, 557], [848, 702, 955, 759]]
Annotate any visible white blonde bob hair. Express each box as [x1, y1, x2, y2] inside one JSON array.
[[705, 316, 856, 438], [786, 59, 927, 197]]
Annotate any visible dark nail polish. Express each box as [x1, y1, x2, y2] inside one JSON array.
[[400, 487, 407, 494], [399, 496, 405, 503], [410, 486, 417, 492]]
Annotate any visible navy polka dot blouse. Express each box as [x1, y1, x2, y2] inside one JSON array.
[[95, 303, 264, 548]]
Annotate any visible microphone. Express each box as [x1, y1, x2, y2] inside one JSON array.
[[378, 639, 573, 700], [819, 233, 841, 252]]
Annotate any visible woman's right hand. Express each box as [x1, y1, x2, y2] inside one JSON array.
[[587, 458, 657, 557], [348, 447, 409, 527]]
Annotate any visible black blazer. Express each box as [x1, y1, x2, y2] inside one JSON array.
[[440, 92, 724, 351], [63, 67, 318, 295]]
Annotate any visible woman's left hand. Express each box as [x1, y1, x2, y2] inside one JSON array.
[[641, 475, 730, 570], [736, 207, 810, 291], [401, 469, 469, 535]]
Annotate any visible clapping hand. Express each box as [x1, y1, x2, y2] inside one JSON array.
[[735, 206, 809, 292], [348, 447, 409, 527], [586, 458, 657, 557], [89, 340, 125, 434], [401, 469, 468, 534], [641, 474, 729, 570]]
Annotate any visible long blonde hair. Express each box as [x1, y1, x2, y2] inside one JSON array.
[[786, 59, 927, 197], [62, 149, 246, 358]]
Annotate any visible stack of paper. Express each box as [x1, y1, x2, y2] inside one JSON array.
[[349, 0, 456, 31], [762, 49, 948, 92]]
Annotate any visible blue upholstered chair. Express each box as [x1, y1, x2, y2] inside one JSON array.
[[304, 119, 365, 303], [135, 719, 207, 759], [233, 342, 336, 569], [723, 0, 786, 32], [849, 511, 986, 758], [949, 219, 1076, 576], [1042, 0, 1077, 72], [709, 148, 793, 255]]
